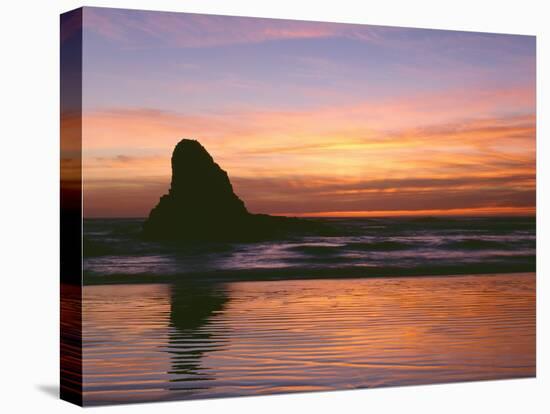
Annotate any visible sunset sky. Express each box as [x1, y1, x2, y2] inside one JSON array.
[[81, 7, 536, 218]]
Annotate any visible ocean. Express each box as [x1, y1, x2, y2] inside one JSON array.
[[83, 216, 535, 282], [74, 216, 536, 405]]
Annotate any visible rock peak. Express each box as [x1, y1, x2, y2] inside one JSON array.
[[143, 138, 327, 241], [142, 139, 249, 240], [168, 139, 241, 204]]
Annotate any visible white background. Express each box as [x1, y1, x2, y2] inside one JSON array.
[[1, 0, 548, 412]]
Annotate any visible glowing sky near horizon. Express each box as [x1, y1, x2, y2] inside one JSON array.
[[81, 7, 536, 218]]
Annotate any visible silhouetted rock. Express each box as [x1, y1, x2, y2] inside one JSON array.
[[142, 139, 329, 241]]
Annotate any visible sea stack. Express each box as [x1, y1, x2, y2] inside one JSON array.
[[143, 139, 325, 241], [143, 139, 248, 240]]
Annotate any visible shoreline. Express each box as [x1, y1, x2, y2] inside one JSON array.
[[82, 264, 535, 285]]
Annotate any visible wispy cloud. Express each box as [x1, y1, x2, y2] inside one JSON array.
[[83, 7, 400, 49], [79, 9, 535, 217], [230, 173, 534, 214], [83, 172, 535, 217], [82, 96, 535, 217]]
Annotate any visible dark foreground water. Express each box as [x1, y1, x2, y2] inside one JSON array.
[[81, 273, 535, 405], [78, 217, 535, 405], [84, 217, 535, 281]]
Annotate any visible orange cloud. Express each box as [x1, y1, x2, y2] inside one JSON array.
[[82, 84, 535, 217]]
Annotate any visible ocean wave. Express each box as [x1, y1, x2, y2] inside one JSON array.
[[83, 217, 536, 279], [346, 240, 413, 251], [444, 239, 518, 250]]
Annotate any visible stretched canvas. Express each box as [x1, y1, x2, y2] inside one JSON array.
[[60, 6, 536, 406]]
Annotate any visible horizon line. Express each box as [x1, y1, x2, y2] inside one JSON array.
[[82, 207, 536, 219]]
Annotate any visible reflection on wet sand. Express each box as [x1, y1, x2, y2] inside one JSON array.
[[82, 273, 535, 405], [167, 283, 228, 390], [83, 282, 229, 404]]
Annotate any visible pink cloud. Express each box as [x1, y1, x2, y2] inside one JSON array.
[[83, 7, 387, 48]]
